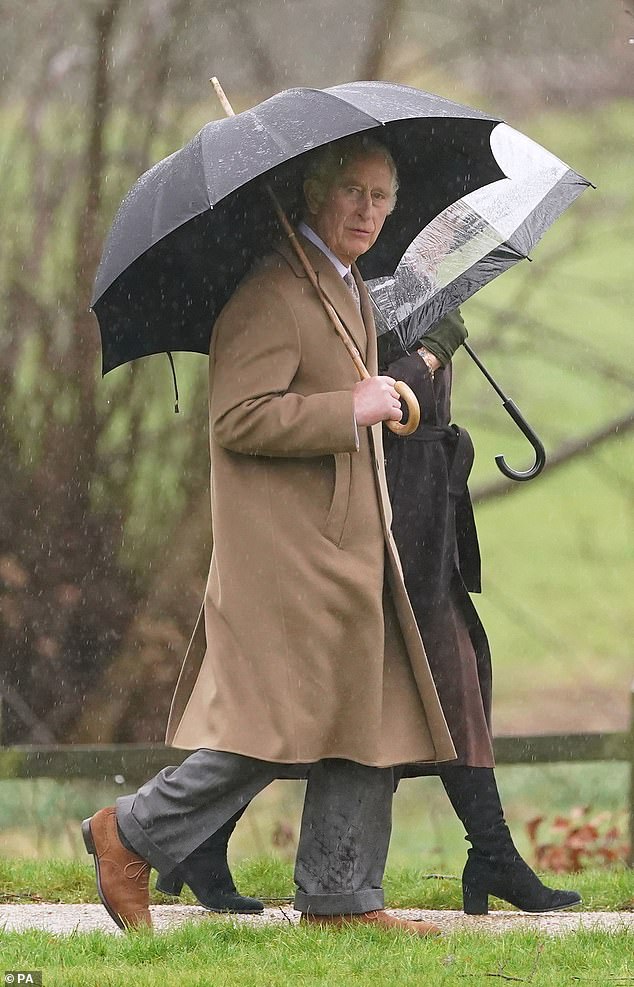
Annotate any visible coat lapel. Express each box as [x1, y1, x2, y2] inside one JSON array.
[[317, 263, 368, 359], [275, 235, 369, 360], [354, 264, 377, 375]]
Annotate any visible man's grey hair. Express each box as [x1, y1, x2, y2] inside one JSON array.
[[303, 135, 399, 214]]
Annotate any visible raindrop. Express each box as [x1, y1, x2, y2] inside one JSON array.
[[114, 774, 125, 785]]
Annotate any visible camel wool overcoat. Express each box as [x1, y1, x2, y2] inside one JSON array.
[[166, 235, 456, 768]]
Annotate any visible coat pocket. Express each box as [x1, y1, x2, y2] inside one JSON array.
[[322, 452, 352, 547]]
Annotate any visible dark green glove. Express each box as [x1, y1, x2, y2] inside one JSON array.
[[418, 308, 467, 366]]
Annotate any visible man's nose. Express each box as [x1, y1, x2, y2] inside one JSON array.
[[357, 190, 373, 216]]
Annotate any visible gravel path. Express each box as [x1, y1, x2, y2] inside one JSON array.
[[1, 904, 632, 936]]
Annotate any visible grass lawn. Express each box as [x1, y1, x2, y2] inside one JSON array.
[[0, 924, 633, 987], [1, 854, 632, 987]]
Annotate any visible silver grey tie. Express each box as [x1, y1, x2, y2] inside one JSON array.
[[343, 271, 361, 312]]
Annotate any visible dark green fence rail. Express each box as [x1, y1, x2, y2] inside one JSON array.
[[1, 684, 632, 865]]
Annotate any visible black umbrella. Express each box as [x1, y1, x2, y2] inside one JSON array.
[[91, 81, 507, 374]]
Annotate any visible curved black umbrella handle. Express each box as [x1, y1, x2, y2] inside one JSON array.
[[495, 399, 546, 481], [462, 343, 546, 482]]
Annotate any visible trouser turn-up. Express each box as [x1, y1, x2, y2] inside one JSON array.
[[116, 750, 393, 915]]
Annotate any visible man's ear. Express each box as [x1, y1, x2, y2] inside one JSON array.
[[303, 178, 322, 215]]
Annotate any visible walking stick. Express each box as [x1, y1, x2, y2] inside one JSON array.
[[210, 77, 420, 437]]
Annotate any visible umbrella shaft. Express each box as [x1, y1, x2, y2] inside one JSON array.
[[463, 342, 508, 402], [211, 77, 235, 117], [462, 341, 546, 480]]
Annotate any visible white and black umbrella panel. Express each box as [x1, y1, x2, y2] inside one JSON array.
[[367, 123, 590, 358]]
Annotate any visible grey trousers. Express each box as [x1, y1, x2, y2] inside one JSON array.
[[116, 750, 393, 914]]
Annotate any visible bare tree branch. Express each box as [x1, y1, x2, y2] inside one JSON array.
[[359, 0, 406, 80], [0, 685, 56, 744], [229, 3, 278, 96], [472, 408, 634, 504], [118, 0, 194, 174], [62, 0, 123, 483], [469, 300, 634, 393]]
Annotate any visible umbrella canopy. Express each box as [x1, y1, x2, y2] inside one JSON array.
[[367, 122, 591, 364], [92, 81, 507, 373]]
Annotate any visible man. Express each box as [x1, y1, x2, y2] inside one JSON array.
[[83, 135, 456, 934]]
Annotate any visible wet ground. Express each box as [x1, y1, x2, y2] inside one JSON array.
[[1, 903, 632, 936]]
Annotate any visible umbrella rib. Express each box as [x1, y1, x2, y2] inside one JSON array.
[[245, 89, 383, 171], [292, 86, 384, 126], [322, 83, 498, 124]]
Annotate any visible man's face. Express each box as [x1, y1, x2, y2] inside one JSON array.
[[305, 153, 394, 267]]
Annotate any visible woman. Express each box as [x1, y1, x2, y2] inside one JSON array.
[[157, 311, 581, 916], [381, 309, 580, 914]]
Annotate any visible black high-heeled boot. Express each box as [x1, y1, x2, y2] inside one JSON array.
[[439, 766, 581, 915], [155, 806, 264, 913]]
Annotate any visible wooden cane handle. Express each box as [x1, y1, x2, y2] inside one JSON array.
[[386, 381, 420, 436]]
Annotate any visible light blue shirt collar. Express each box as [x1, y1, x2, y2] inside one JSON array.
[[298, 221, 351, 280]]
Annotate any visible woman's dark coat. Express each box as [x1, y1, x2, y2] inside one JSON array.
[[383, 349, 495, 773]]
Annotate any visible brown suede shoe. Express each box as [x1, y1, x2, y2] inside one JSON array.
[[301, 909, 441, 936], [82, 807, 151, 930]]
